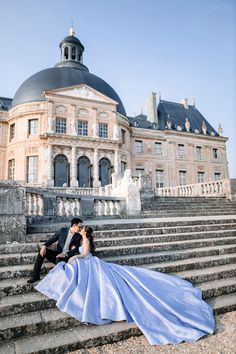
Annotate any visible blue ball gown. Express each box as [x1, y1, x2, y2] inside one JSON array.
[[35, 246, 215, 345]]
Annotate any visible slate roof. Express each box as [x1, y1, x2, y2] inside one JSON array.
[[0, 97, 12, 111], [129, 100, 218, 136]]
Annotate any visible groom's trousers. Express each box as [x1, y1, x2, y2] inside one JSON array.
[[32, 248, 68, 278]]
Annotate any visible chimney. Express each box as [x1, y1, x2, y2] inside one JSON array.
[[147, 92, 157, 123], [180, 98, 188, 109]]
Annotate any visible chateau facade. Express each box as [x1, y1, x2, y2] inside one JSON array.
[[0, 29, 229, 189]]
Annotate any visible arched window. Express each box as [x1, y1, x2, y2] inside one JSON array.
[[64, 47, 68, 60], [72, 46, 76, 60]]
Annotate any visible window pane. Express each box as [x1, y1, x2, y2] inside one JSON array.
[[56, 117, 67, 134], [178, 144, 185, 159], [10, 123, 15, 141], [78, 121, 88, 136], [27, 156, 38, 183], [135, 140, 143, 154], [29, 119, 38, 135], [121, 161, 126, 176], [99, 123, 108, 138], [196, 146, 202, 160], [156, 170, 164, 188], [8, 159, 15, 180], [197, 172, 204, 183], [155, 142, 162, 155], [214, 173, 221, 181], [121, 129, 126, 144], [135, 168, 144, 176], [213, 148, 218, 158], [179, 170, 186, 185]]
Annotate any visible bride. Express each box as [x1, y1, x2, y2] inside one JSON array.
[[35, 226, 215, 345]]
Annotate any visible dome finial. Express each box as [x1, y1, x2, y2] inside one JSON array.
[[69, 19, 75, 36], [69, 27, 75, 36]]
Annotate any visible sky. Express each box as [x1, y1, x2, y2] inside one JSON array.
[[0, 0, 235, 177]]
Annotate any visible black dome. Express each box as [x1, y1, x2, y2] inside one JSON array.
[[12, 66, 126, 115], [60, 35, 84, 49]]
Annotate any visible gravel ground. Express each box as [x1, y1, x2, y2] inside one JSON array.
[[71, 311, 236, 354]]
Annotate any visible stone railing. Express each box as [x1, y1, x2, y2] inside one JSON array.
[[155, 179, 231, 198], [25, 186, 125, 222]]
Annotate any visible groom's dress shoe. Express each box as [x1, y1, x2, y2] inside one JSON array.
[[27, 276, 40, 284]]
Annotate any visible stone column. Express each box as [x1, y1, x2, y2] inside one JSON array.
[[92, 108, 98, 138], [46, 101, 54, 133], [46, 145, 54, 186], [114, 149, 121, 174], [93, 148, 101, 187], [70, 105, 77, 136], [71, 146, 78, 187]]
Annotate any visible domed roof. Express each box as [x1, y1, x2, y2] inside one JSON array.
[[12, 67, 126, 115], [12, 31, 126, 116], [60, 35, 84, 49]]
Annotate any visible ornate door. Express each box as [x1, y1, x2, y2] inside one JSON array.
[[77, 156, 91, 187], [54, 154, 70, 187], [99, 158, 111, 187]]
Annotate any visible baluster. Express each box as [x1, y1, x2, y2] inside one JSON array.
[[110, 201, 116, 216], [104, 200, 111, 215], [29, 193, 34, 216], [34, 194, 40, 216], [38, 195, 44, 216], [115, 201, 120, 216], [56, 198, 62, 216]]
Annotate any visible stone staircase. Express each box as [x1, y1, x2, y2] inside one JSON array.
[[1, 212, 236, 353], [141, 197, 236, 217]]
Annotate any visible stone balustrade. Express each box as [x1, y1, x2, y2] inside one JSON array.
[[155, 179, 231, 198], [25, 187, 125, 222]]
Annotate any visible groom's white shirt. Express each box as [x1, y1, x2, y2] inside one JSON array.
[[62, 230, 74, 253]]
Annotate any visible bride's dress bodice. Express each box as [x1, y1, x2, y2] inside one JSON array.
[[79, 245, 91, 257]]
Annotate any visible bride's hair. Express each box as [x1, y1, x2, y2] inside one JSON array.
[[84, 226, 96, 255]]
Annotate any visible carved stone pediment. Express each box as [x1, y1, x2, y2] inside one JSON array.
[[47, 84, 118, 105]]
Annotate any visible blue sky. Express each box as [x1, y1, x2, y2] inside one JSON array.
[[1, 0, 235, 177]]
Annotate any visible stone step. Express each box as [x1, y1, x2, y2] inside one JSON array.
[[140, 211, 236, 216], [27, 215, 236, 233], [0, 292, 56, 317], [103, 244, 236, 265], [196, 277, 236, 299], [1, 253, 236, 298], [1, 291, 236, 353], [142, 253, 236, 274], [1, 276, 235, 342], [1, 235, 236, 266], [96, 236, 236, 257], [25, 222, 236, 242], [94, 229, 236, 248], [2, 244, 236, 281], [0, 320, 140, 354], [2, 228, 236, 259], [0, 263, 53, 280], [176, 263, 236, 283]]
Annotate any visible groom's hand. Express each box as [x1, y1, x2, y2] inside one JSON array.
[[56, 252, 67, 258], [40, 245, 46, 257]]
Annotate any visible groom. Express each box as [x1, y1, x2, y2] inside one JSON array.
[[27, 217, 83, 283]]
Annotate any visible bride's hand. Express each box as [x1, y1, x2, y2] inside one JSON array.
[[68, 256, 77, 264]]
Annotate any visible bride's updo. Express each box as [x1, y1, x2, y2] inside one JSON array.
[[84, 226, 96, 255]]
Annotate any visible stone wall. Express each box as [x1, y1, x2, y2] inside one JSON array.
[[0, 181, 26, 243]]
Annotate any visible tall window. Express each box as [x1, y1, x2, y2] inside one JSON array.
[[155, 142, 162, 155], [8, 159, 15, 180], [28, 119, 38, 135], [197, 171, 205, 183], [71, 46, 76, 60], [27, 156, 38, 183], [121, 129, 126, 144], [214, 172, 221, 181], [136, 168, 144, 176], [156, 170, 164, 188], [135, 140, 143, 154], [78, 121, 88, 136], [9, 123, 15, 141], [213, 148, 218, 159], [196, 146, 202, 160], [99, 123, 108, 138], [179, 170, 187, 185], [55, 117, 67, 134], [178, 144, 185, 159], [121, 161, 126, 176]]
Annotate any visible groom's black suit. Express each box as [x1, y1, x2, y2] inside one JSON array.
[[31, 227, 82, 279]]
